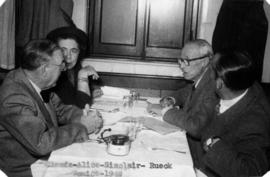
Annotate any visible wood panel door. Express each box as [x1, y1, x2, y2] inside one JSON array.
[[145, 0, 194, 61], [92, 0, 145, 57], [90, 0, 198, 61]]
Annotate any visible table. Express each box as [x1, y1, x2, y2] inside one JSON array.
[[31, 95, 196, 177]]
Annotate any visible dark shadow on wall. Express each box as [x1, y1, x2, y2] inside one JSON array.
[[212, 0, 268, 82], [15, 0, 74, 68]]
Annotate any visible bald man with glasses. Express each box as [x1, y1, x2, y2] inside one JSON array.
[[147, 39, 218, 138], [178, 54, 211, 67]]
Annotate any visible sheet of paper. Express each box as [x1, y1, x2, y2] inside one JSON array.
[[137, 130, 188, 152], [101, 112, 127, 126], [101, 86, 130, 98], [119, 116, 181, 135]]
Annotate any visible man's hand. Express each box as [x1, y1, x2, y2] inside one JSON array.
[[80, 104, 103, 134], [78, 65, 99, 80], [159, 96, 176, 116], [159, 96, 175, 108], [146, 102, 162, 116]]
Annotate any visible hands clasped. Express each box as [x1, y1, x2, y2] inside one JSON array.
[[80, 104, 103, 134]]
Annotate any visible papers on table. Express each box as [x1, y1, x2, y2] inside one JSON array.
[[31, 92, 195, 177], [93, 92, 181, 134], [137, 130, 189, 154], [99, 111, 127, 126], [119, 116, 181, 135], [92, 96, 163, 126], [101, 86, 130, 99]]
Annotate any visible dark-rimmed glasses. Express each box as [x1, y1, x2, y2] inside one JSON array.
[[178, 55, 210, 66]]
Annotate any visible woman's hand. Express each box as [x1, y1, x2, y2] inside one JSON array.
[[78, 65, 99, 80], [92, 89, 103, 98]]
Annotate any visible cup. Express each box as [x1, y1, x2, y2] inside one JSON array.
[[130, 90, 140, 102], [123, 95, 134, 114], [127, 121, 143, 141]]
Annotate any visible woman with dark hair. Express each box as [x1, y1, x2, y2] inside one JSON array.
[[47, 27, 100, 108]]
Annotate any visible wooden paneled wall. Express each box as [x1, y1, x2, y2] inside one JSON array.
[[90, 72, 190, 97]]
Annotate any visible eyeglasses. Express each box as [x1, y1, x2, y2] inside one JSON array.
[[178, 54, 210, 66], [50, 61, 66, 71]]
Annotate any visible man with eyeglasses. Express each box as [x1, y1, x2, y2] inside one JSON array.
[[0, 39, 103, 177], [147, 39, 218, 138]]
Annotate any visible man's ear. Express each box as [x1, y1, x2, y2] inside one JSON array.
[[202, 57, 210, 68], [40, 64, 48, 78]]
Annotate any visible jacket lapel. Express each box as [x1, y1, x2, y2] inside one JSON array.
[[16, 69, 56, 127], [215, 85, 257, 134], [185, 66, 214, 108]]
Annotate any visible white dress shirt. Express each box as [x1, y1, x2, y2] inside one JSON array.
[[28, 79, 42, 99], [219, 89, 248, 114]]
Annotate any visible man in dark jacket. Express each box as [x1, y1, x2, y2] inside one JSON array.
[[147, 39, 218, 138], [197, 51, 270, 177]]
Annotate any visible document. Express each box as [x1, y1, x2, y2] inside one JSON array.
[[119, 116, 181, 135], [101, 86, 130, 99]]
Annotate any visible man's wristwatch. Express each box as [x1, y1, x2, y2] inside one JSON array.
[[206, 137, 214, 147], [205, 136, 220, 149]]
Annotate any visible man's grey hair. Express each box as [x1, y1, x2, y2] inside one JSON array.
[[186, 39, 213, 59], [21, 39, 61, 71]]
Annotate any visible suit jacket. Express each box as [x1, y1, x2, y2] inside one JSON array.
[[0, 68, 89, 177], [163, 66, 219, 138], [198, 82, 270, 177]]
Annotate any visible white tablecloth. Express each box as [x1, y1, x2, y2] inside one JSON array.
[[31, 96, 196, 177]]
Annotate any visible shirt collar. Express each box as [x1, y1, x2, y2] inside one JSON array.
[[28, 79, 42, 99], [219, 89, 248, 114], [194, 67, 208, 88]]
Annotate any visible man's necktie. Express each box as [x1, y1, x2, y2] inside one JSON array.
[[40, 90, 51, 103], [185, 84, 196, 108], [40, 89, 57, 126], [189, 84, 196, 101]]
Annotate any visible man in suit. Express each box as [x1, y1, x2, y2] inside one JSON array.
[[0, 39, 103, 177], [198, 51, 270, 177], [147, 39, 218, 138]]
